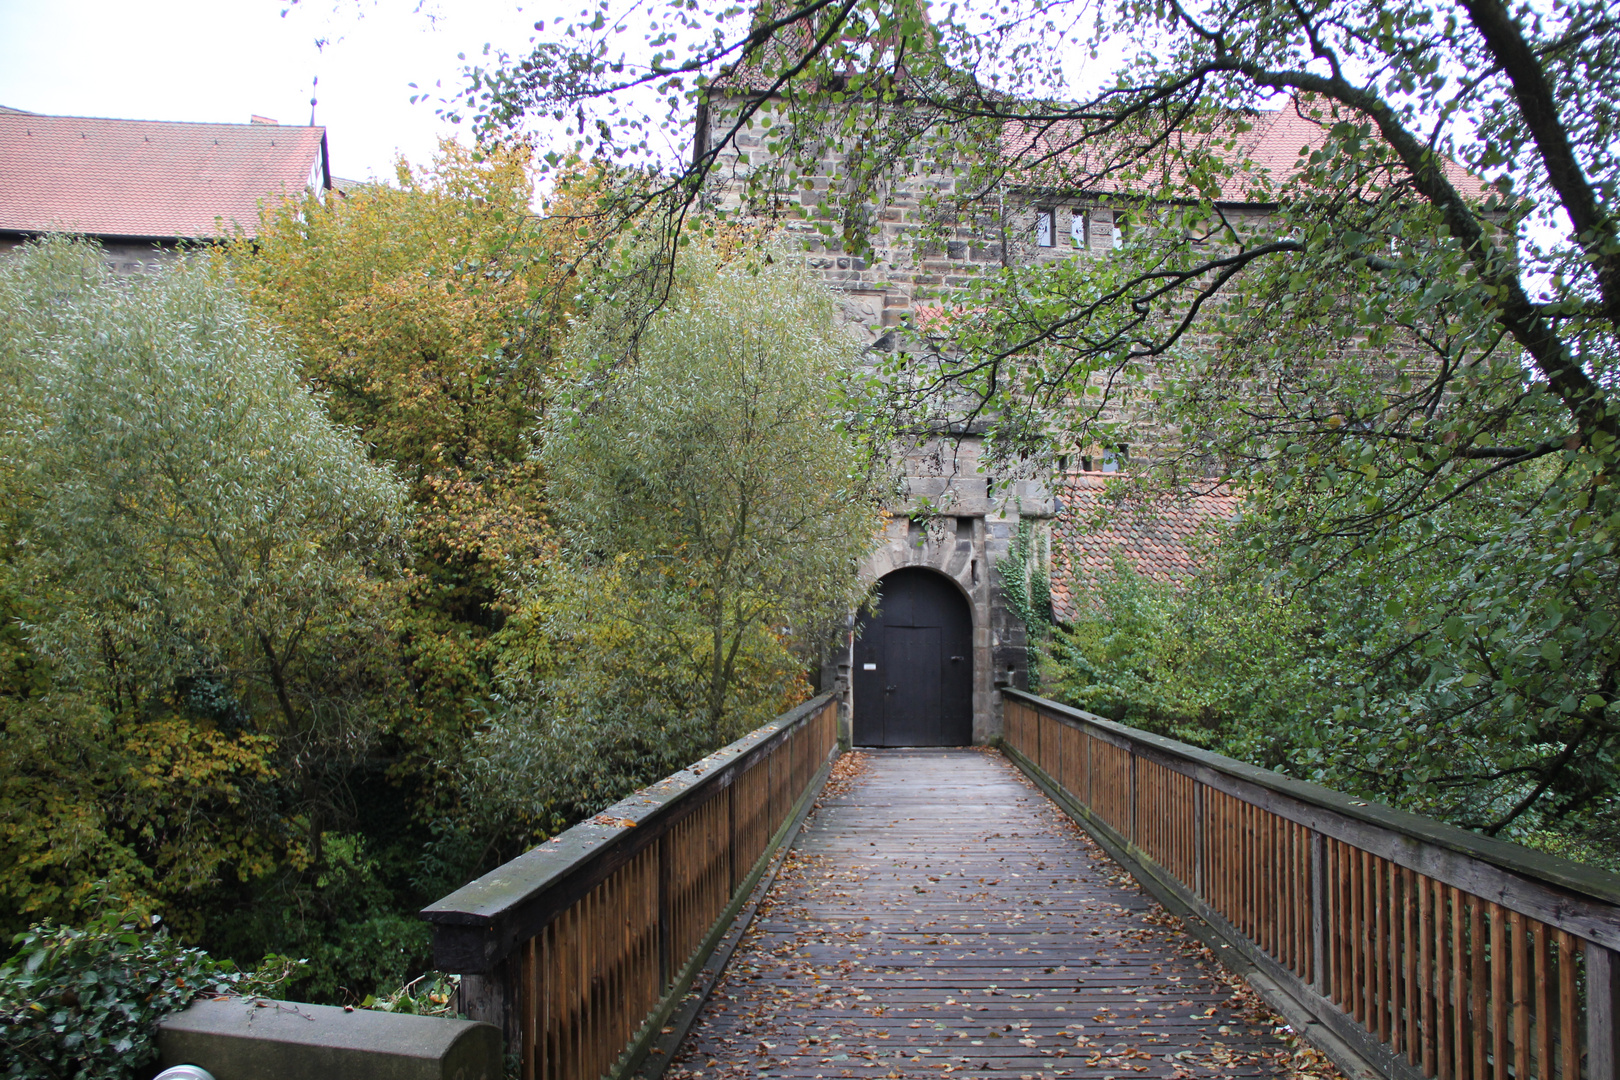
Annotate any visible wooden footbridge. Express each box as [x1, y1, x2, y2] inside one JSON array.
[[424, 692, 1620, 1080]]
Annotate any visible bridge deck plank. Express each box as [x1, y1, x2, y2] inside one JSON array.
[[666, 748, 1334, 1079]]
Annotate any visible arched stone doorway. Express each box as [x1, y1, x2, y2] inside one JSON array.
[[852, 568, 974, 746]]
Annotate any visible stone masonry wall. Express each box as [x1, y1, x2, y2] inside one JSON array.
[[703, 98, 1132, 341], [703, 95, 1284, 742], [0, 234, 180, 273], [699, 96, 1098, 740]]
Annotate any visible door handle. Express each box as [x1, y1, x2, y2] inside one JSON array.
[[949, 655, 965, 662], [884, 685, 896, 693]]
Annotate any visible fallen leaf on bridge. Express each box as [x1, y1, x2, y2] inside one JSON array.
[[591, 815, 639, 828], [662, 750, 1346, 1080]]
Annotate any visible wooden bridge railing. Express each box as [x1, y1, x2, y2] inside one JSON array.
[[422, 693, 840, 1080], [1002, 688, 1620, 1080]]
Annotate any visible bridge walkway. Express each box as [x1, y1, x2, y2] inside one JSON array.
[[665, 748, 1336, 1079]]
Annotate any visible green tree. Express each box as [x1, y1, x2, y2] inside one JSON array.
[[443, 246, 881, 859], [0, 237, 410, 953], [456, 0, 1619, 845], [538, 247, 884, 738], [1036, 500, 1620, 864], [455, 555, 810, 858], [225, 141, 587, 804]]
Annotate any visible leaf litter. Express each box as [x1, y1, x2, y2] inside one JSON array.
[[666, 748, 1344, 1080]]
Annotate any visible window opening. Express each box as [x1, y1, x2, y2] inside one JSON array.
[[1112, 212, 1129, 250], [1035, 208, 1055, 247], [1070, 210, 1089, 250]]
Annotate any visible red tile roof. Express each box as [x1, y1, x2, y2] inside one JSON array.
[[0, 109, 328, 240], [1003, 99, 1487, 202], [710, 37, 1485, 205], [1047, 473, 1243, 622]]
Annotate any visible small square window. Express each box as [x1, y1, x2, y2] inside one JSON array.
[[1035, 208, 1055, 247]]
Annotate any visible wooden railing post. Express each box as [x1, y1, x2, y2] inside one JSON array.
[[1310, 831, 1327, 997], [1193, 782, 1204, 899], [1128, 748, 1138, 845], [1592, 943, 1620, 1080], [460, 965, 514, 1049], [657, 832, 672, 991]]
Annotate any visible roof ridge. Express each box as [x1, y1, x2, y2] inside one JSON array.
[[0, 110, 322, 132]]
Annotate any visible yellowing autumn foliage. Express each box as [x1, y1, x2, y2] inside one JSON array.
[[235, 142, 553, 477], [224, 141, 597, 799], [0, 238, 409, 942], [0, 162, 877, 1007]]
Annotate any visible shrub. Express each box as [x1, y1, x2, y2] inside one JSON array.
[[0, 913, 298, 1080]]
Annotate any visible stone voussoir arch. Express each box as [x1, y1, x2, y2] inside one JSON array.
[[837, 513, 1014, 745]]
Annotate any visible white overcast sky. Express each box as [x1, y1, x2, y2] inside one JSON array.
[[0, 0, 566, 182], [0, 0, 1126, 186]]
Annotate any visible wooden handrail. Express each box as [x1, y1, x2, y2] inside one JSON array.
[[1001, 688, 1620, 1080], [422, 692, 840, 1080]]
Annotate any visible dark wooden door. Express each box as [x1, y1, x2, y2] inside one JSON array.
[[853, 569, 972, 746]]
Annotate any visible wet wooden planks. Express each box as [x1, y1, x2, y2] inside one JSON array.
[[666, 748, 1316, 1079]]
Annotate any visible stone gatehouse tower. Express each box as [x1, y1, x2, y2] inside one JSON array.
[[836, 414, 1061, 746], [686, 73, 1158, 742], [692, 92, 1080, 744], [692, 71, 1304, 743], [855, 433, 1056, 744]]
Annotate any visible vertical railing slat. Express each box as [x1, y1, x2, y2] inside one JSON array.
[[1492, 901, 1509, 1080], [1380, 854, 1393, 1042], [1470, 896, 1486, 1080], [1312, 830, 1327, 997], [1452, 885, 1469, 1080], [1514, 910, 1531, 1080], [1445, 880, 1458, 1080], [1556, 930, 1576, 1080], [1536, 921, 1553, 1080], [1588, 943, 1619, 1080]]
